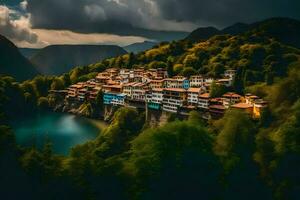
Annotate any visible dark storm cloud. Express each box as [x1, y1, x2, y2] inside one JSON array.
[[26, 0, 154, 34], [156, 0, 300, 27], [25, 0, 300, 33]]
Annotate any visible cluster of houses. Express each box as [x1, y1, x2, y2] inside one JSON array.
[[64, 68, 267, 119]]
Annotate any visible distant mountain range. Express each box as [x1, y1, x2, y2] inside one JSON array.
[[131, 29, 189, 42], [0, 35, 39, 81], [124, 41, 158, 53], [30, 45, 127, 75], [186, 17, 300, 48]]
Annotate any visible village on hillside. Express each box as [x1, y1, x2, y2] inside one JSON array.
[[56, 68, 268, 119]]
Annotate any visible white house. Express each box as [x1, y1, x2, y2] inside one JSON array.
[[189, 75, 204, 88], [187, 88, 201, 106], [198, 93, 210, 110]]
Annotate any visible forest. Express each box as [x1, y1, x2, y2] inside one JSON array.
[[0, 22, 300, 199]]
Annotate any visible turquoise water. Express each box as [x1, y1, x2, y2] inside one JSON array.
[[12, 112, 106, 155]]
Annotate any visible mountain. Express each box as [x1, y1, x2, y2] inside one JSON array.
[[124, 41, 157, 53], [185, 27, 220, 42], [248, 18, 300, 49], [19, 48, 41, 59], [221, 22, 250, 35], [30, 45, 127, 75], [186, 18, 300, 48], [131, 29, 189, 42], [0, 35, 39, 81]]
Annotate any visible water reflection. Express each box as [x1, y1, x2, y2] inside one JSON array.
[[12, 112, 106, 155]]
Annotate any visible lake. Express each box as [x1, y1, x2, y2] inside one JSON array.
[[11, 112, 108, 155]]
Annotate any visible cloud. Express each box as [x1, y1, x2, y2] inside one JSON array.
[[2, 0, 300, 48], [24, 0, 300, 33], [25, 0, 196, 33], [155, 0, 300, 28], [0, 5, 38, 44], [84, 4, 107, 21], [20, 0, 28, 10], [17, 29, 147, 48], [0, 3, 147, 48]]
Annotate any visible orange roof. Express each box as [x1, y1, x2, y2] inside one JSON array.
[[107, 80, 119, 85], [199, 93, 210, 98], [249, 95, 260, 99], [69, 82, 86, 89], [102, 85, 122, 89], [232, 103, 253, 109], [105, 68, 119, 72], [187, 88, 201, 93], [223, 92, 242, 98], [152, 88, 164, 92], [164, 88, 186, 93]]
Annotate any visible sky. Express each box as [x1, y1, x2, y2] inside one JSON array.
[[0, 0, 299, 48]]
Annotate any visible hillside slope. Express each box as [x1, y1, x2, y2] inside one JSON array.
[[186, 18, 300, 48], [185, 27, 220, 42], [0, 35, 39, 81], [31, 45, 127, 75]]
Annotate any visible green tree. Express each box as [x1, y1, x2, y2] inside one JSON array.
[[173, 64, 184, 75], [214, 110, 271, 200], [183, 54, 199, 69], [37, 97, 49, 111], [50, 78, 65, 90], [272, 101, 300, 200], [126, 120, 222, 199], [93, 107, 144, 158], [210, 81, 227, 98], [181, 67, 197, 78]]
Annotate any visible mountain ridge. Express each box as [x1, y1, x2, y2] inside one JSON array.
[[186, 17, 300, 48], [31, 44, 127, 75], [123, 41, 157, 53]]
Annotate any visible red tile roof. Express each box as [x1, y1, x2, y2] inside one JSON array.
[[199, 93, 210, 98], [152, 88, 164, 92], [232, 103, 253, 109], [223, 92, 242, 98], [188, 88, 201, 93]]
